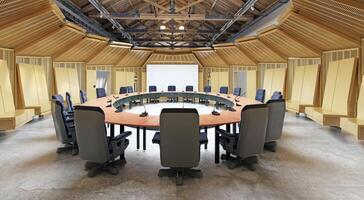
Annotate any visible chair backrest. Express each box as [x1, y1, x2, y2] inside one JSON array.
[[204, 86, 211, 93], [96, 88, 107, 98], [185, 85, 193, 92], [219, 86, 228, 94], [74, 106, 110, 163], [168, 85, 176, 92], [65, 92, 73, 112], [233, 88, 241, 96], [265, 99, 286, 142], [51, 99, 71, 143], [237, 104, 268, 158], [149, 85, 157, 92], [52, 94, 64, 105], [119, 86, 128, 94], [271, 91, 283, 100], [127, 86, 133, 93], [79, 90, 87, 104], [159, 108, 200, 168], [255, 89, 265, 103]]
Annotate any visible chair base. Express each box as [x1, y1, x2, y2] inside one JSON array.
[[56, 143, 78, 155], [85, 156, 126, 177], [264, 141, 277, 152], [158, 168, 202, 186], [221, 154, 258, 171]]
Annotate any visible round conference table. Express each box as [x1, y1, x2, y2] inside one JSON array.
[[82, 92, 261, 163]]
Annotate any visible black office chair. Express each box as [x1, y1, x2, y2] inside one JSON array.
[[184, 85, 194, 102], [152, 108, 204, 185], [74, 106, 131, 177], [233, 88, 241, 96], [51, 99, 78, 155], [119, 87, 128, 94], [79, 90, 87, 104], [167, 85, 177, 102], [148, 85, 159, 103], [271, 91, 283, 100], [199, 86, 211, 104], [217, 104, 268, 170], [96, 88, 107, 98], [219, 86, 228, 94], [265, 99, 286, 152], [65, 92, 74, 112], [255, 89, 265, 103], [52, 95, 73, 117], [127, 86, 133, 93]]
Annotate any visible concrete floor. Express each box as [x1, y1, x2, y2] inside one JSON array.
[[1, 113, 364, 200]]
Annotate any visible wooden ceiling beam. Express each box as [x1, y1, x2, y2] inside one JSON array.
[[175, 0, 204, 13], [143, 0, 169, 12]]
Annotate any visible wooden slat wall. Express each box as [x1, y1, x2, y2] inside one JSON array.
[[0, 48, 15, 104], [116, 50, 152, 67], [237, 38, 286, 63], [287, 58, 321, 100], [87, 46, 130, 65], [280, 13, 360, 51], [193, 51, 228, 67], [146, 53, 199, 65], [215, 46, 256, 66], [15, 56, 53, 102], [321, 48, 360, 106], [53, 62, 86, 91], [258, 63, 287, 90], [292, 0, 364, 41]]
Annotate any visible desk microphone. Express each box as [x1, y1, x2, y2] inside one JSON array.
[[106, 103, 112, 107], [228, 107, 236, 112], [211, 106, 220, 116], [139, 104, 148, 117], [234, 95, 240, 102], [115, 106, 123, 113], [113, 95, 119, 100]]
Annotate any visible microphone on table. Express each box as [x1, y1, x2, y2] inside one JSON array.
[[139, 104, 148, 117], [115, 106, 123, 113], [234, 95, 240, 102], [211, 105, 220, 116], [228, 106, 236, 112], [113, 95, 119, 100]]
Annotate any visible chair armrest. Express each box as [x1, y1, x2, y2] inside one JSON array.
[[216, 129, 236, 138], [110, 131, 132, 142]]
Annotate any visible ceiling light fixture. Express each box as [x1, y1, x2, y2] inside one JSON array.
[[250, 6, 255, 11], [160, 25, 166, 30], [178, 25, 185, 30]]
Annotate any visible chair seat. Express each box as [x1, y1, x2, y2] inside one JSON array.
[[152, 131, 208, 145]]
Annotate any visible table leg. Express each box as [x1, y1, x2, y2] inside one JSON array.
[[143, 127, 146, 151], [226, 123, 231, 132], [215, 126, 220, 164], [137, 127, 140, 150], [120, 125, 125, 133], [233, 123, 237, 134], [110, 124, 115, 138], [204, 127, 208, 150]]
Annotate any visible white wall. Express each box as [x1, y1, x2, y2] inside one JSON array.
[[147, 64, 198, 92]]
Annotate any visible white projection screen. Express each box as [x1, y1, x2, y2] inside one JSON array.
[[147, 64, 198, 92]]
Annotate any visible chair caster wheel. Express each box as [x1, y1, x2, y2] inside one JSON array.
[[221, 154, 227, 161], [246, 163, 256, 171], [228, 161, 238, 169]]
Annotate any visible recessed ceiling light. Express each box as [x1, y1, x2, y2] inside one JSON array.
[[178, 25, 185, 30], [160, 25, 166, 30], [250, 6, 255, 11]]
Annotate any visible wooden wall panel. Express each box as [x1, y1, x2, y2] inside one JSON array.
[[54, 37, 108, 62], [17, 26, 85, 56], [0, 0, 50, 27], [292, 0, 364, 40], [87, 46, 129, 65], [0, 9, 63, 49], [194, 51, 228, 67], [0, 60, 15, 114], [237, 39, 286, 63], [280, 13, 359, 51], [259, 29, 320, 58], [215, 46, 256, 66], [147, 53, 200, 65], [116, 50, 152, 67]]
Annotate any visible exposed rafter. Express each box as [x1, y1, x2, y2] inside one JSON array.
[[208, 0, 258, 46], [87, 0, 134, 44]]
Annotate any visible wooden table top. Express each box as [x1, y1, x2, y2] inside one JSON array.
[[82, 92, 261, 128]]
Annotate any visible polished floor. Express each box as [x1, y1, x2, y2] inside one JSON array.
[[1, 113, 364, 200]]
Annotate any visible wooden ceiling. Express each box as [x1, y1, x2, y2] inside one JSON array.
[[63, 0, 279, 48], [0, 0, 363, 68]]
